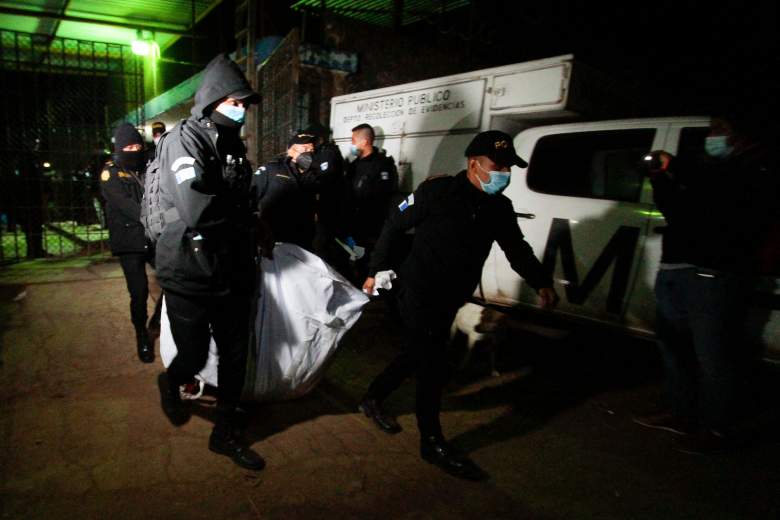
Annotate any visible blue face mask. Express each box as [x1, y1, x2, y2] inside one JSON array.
[[350, 144, 360, 156], [704, 136, 733, 158], [476, 161, 511, 195], [215, 103, 246, 124]]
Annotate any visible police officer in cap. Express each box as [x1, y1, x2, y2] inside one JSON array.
[[359, 130, 559, 481], [100, 122, 158, 363], [254, 132, 321, 254], [153, 54, 264, 470]]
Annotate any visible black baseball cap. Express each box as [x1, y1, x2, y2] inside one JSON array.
[[287, 132, 316, 148], [464, 130, 527, 168]]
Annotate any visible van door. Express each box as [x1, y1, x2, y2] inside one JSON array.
[[482, 121, 669, 330]]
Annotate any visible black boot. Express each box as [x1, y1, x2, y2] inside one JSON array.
[[209, 415, 265, 471], [157, 372, 190, 426], [135, 326, 154, 363], [420, 435, 489, 481], [358, 396, 402, 434]]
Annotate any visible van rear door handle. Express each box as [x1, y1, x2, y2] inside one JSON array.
[[515, 212, 535, 219]]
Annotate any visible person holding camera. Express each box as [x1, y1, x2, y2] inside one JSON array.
[[634, 114, 777, 454]]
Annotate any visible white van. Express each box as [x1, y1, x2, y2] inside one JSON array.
[[330, 56, 779, 354]]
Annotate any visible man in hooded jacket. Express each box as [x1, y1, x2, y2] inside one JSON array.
[[153, 54, 264, 470], [100, 122, 157, 363]]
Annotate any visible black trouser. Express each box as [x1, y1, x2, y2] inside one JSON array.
[[118, 253, 156, 330], [367, 289, 457, 439], [164, 290, 251, 416]]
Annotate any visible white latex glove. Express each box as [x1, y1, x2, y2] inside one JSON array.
[[372, 270, 397, 295]]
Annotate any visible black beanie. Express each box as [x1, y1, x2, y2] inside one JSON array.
[[113, 122, 143, 150]]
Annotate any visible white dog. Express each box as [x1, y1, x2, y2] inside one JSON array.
[[450, 302, 509, 377]]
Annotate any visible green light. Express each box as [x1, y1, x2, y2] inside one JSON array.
[[132, 39, 151, 56]]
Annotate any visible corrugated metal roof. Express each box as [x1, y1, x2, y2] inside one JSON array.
[[0, 0, 221, 48], [291, 0, 470, 27]]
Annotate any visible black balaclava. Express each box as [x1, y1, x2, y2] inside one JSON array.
[[113, 122, 145, 173]]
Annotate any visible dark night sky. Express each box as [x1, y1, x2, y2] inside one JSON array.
[[466, 1, 777, 115], [170, 1, 777, 118]]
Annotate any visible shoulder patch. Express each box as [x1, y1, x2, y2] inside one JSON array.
[[320, 162, 329, 171], [170, 156, 197, 184], [171, 156, 196, 172], [380, 171, 390, 181], [398, 193, 415, 212], [100, 170, 110, 182]]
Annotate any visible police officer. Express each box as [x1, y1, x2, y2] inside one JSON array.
[[254, 132, 321, 254], [359, 130, 559, 481], [345, 123, 398, 274], [153, 54, 264, 471], [100, 122, 156, 363]]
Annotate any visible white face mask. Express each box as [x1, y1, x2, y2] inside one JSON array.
[[153, 136, 161, 146], [704, 135, 734, 158], [475, 160, 511, 195]]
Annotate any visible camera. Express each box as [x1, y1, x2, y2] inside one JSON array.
[[638, 152, 663, 175]]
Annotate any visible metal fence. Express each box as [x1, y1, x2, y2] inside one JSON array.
[[0, 29, 143, 264]]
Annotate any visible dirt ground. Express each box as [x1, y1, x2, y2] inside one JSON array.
[[1, 256, 778, 519]]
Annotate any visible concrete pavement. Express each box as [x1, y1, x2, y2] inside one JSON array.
[[1, 257, 778, 519]]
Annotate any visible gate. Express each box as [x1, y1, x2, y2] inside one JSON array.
[[0, 29, 143, 263]]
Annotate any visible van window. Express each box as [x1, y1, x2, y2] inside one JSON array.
[[527, 129, 656, 202]]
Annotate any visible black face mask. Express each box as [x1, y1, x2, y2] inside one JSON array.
[[116, 150, 145, 173], [209, 109, 243, 129], [295, 152, 314, 171]]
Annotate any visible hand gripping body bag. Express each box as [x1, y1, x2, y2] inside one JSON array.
[[160, 243, 370, 400]]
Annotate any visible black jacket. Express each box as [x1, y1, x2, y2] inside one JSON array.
[[313, 142, 350, 239], [370, 171, 553, 315], [99, 160, 147, 255], [154, 57, 256, 297], [652, 145, 777, 274], [254, 156, 320, 251], [345, 147, 398, 242]]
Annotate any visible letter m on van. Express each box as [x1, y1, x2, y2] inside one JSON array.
[[541, 218, 640, 314]]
